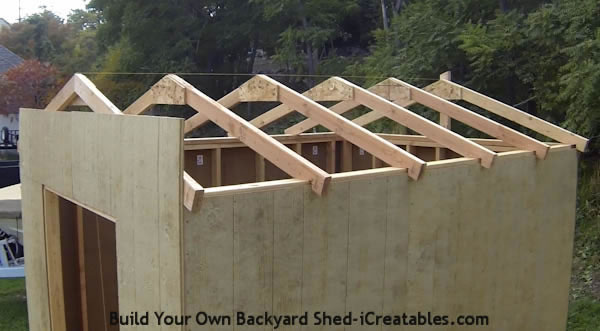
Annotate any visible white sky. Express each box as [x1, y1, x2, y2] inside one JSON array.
[[1, 0, 88, 24]]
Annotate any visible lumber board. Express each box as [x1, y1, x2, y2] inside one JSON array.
[[185, 148, 577, 331], [184, 196, 235, 331], [44, 76, 78, 112], [345, 177, 388, 331], [272, 188, 304, 326], [184, 82, 331, 194], [73, 74, 121, 114], [20, 110, 185, 331], [284, 79, 411, 135], [44, 189, 67, 331], [184, 90, 240, 134], [441, 80, 589, 152], [233, 192, 274, 330], [302, 182, 350, 330], [248, 75, 425, 179], [389, 78, 550, 159], [249, 78, 365, 130], [333, 78, 497, 168]]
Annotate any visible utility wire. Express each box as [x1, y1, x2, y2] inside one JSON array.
[[79, 71, 440, 81]]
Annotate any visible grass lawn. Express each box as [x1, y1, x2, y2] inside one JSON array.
[[0, 278, 28, 331]]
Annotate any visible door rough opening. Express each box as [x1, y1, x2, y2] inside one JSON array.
[[43, 189, 119, 331]]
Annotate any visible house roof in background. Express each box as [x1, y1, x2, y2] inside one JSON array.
[[0, 45, 24, 75], [0, 18, 9, 26]]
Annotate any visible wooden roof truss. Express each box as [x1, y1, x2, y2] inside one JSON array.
[[41, 72, 589, 211]]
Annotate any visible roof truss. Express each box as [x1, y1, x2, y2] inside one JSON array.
[[39, 72, 588, 210], [235, 75, 427, 179], [123, 74, 332, 195], [44, 74, 204, 212]]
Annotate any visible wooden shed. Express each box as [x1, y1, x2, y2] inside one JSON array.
[[19, 72, 587, 331]]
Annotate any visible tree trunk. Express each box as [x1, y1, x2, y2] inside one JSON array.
[[302, 15, 316, 87], [381, 0, 389, 30], [247, 35, 259, 74], [393, 0, 405, 16]]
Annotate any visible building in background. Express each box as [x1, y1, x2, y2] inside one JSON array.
[[0, 45, 24, 133], [0, 18, 9, 32]]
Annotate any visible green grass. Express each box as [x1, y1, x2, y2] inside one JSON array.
[[0, 279, 28, 331], [568, 297, 600, 331]]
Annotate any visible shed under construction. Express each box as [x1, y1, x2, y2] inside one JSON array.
[[19, 72, 587, 331]]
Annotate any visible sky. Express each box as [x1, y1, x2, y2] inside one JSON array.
[[1, 0, 88, 24]]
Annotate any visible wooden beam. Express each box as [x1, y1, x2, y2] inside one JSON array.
[[249, 77, 371, 129], [326, 141, 336, 173], [439, 79, 589, 152], [45, 76, 78, 112], [330, 77, 497, 168], [44, 74, 121, 114], [123, 75, 187, 115], [436, 74, 452, 160], [73, 74, 121, 115], [247, 75, 426, 179], [255, 155, 265, 182], [183, 172, 204, 212], [351, 81, 449, 127], [389, 78, 550, 159], [183, 79, 331, 194], [184, 89, 240, 134], [43, 189, 67, 331], [342, 141, 353, 172], [211, 148, 222, 186], [286, 79, 421, 134]]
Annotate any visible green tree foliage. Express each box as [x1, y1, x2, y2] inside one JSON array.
[[0, 9, 101, 75]]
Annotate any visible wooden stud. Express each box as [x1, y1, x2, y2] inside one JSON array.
[[75, 206, 89, 331], [43, 189, 67, 331], [211, 148, 222, 187], [184, 172, 204, 212], [255, 154, 265, 182], [248, 75, 426, 179], [389, 78, 550, 159], [437, 72, 452, 160], [342, 141, 353, 172], [439, 79, 589, 152], [326, 141, 336, 173]]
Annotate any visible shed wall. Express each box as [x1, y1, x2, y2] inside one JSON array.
[[183, 148, 577, 331], [20, 110, 185, 331]]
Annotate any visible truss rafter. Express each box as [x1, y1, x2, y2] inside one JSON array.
[[123, 74, 332, 195], [43, 74, 204, 212], [236, 75, 427, 179]]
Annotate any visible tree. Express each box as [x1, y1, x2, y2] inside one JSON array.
[[0, 60, 61, 115]]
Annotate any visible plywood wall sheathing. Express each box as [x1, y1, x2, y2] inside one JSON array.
[[184, 148, 577, 331], [20, 110, 185, 331]]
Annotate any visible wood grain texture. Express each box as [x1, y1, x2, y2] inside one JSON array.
[[20, 110, 184, 331], [184, 148, 577, 331]]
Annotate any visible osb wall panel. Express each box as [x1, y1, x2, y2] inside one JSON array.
[[183, 148, 577, 331], [20, 109, 184, 331]]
